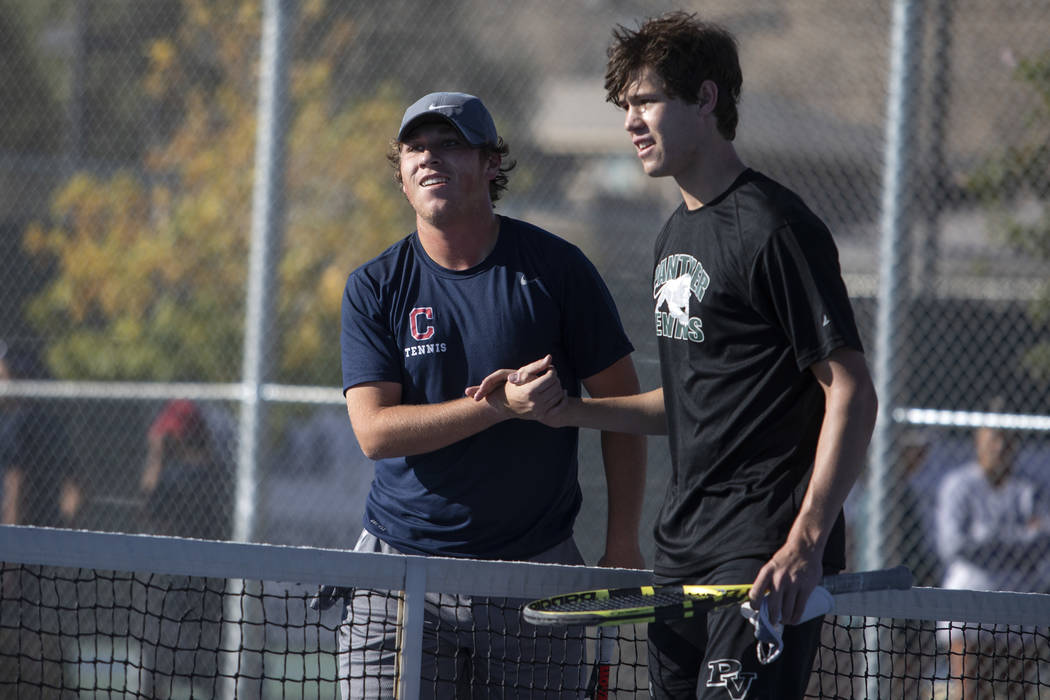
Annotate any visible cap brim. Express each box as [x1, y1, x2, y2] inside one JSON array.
[[397, 113, 468, 143]]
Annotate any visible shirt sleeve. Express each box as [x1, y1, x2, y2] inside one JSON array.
[[559, 246, 635, 381], [750, 222, 863, 370], [340, 270, 403, 393]]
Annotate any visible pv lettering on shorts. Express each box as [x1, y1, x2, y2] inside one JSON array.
[[653, 253, 709, 343], [706, 659, 756, 700]]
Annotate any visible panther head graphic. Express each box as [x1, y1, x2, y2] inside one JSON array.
[[654, 274, 693, 324]]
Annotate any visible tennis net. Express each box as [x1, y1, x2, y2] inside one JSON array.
[[2, 526, 1049, 699]]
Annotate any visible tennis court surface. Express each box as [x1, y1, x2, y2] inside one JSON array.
[[2, 526, 1049, 698]]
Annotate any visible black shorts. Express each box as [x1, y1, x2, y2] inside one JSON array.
[[647, 558, 825, 700]]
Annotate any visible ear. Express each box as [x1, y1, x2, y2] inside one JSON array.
[[485, 151, 502, 180], [697, 80, 718, 115]]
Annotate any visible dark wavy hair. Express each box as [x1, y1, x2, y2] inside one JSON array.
[[387, 136, 516, 203], [605, 11, 742, 141]]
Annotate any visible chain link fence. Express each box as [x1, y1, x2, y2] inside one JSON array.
[[1, 0, 1048, 591]]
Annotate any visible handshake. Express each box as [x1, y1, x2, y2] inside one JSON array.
[[465, 354, 571, 426]]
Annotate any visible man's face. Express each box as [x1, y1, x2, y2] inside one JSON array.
[[619, 65, 704, 180], [975, 426, 1017, 484], [397, 122, 497, 225]]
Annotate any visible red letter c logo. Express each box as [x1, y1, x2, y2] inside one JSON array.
[[410, 307, 434, 341]]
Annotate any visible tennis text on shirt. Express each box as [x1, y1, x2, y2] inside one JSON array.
[[653, 253, 709, 343]]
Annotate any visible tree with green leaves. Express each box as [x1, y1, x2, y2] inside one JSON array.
[[968, 51, 1050, 384]]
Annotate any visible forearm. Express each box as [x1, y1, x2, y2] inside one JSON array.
[[352, 395, 507, 460], [786, 377, 877, 557], [599, 429, 647, 567], [562, 388, 667, 434]]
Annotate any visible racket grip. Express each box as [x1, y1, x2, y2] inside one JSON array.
[[822, 565, 913, 594], [596, 627, 617, 664], [585, 627, 615, 699]]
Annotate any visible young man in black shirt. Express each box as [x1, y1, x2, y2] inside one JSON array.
[[470, 12, 877, 699]]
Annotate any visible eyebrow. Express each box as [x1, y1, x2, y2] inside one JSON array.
[[623, 89, 660, 103]]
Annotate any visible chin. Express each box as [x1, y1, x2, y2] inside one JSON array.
[[644, 162, 669, 178]]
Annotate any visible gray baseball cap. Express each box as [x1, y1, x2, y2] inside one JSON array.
[[396, 92, 498, 147]]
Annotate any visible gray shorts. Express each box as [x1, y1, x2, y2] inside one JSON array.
[[338, 531, 587, 699]]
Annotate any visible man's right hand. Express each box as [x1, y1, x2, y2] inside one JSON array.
[[466, 355, 568, 422]]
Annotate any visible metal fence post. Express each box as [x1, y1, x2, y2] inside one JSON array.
[[221, 1, 291, 695], [868, 0, 922, 575], [867, 1, 923, 695], [234, 0, 291, 546]]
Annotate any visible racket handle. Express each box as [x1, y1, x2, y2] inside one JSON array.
[[821, 565, 913, 594], [585, 627, 614, 699]]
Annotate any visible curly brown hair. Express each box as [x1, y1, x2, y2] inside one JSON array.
[[387, 137, 516, 203], [605, 11, 742, 141]]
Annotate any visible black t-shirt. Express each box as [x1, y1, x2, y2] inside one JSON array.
[[651, 169, 862, 578]]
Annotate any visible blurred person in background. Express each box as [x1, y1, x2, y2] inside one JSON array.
[[139, 398, 232, 540], [936, 410, 1050, 593], [0, 340, 75, 700], [0, 338, 82, 528], [936, 398, 1050, 698], [335, 90, 645, 698], [137, 399, 231, 696]]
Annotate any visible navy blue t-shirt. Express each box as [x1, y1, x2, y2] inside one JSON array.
[[341, 216, 633, 560]]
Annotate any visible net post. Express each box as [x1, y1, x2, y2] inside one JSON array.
[[399, 558, 427, 700], [219, 580, 244, 698]]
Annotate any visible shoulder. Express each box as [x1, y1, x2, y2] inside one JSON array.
[[498, 215, 597, 277], [731, 170, 830, 243], [345, 234, 417, 294], [501, 216, 583, 255], [941, 462, 982, 492], [735, 171, 817, 219]]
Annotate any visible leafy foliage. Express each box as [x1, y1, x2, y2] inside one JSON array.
[[967, 51, 1050, 383], [24, 0, 412, 384], [0, 0, 63, 154]]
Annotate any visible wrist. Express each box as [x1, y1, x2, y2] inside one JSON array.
[[783, 526, 826, 562], [474, 392, 513, 422], [552, 396, 582, 428]]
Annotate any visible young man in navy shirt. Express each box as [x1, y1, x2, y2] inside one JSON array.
[[338, 91, 646, 698]]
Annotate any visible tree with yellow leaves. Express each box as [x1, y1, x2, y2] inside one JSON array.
[[25, 0, 411, 385]]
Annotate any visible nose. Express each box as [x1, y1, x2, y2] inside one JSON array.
[[420, 146, 441, 165], [624, 106, 643, 132]]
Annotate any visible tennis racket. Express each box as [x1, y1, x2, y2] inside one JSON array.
[[523, 565, 912, 628]]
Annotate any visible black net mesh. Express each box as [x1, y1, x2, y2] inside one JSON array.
[[3, 555, 1050, 699]]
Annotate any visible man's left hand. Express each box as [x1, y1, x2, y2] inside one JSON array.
[[749, 545, 823, 625]]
